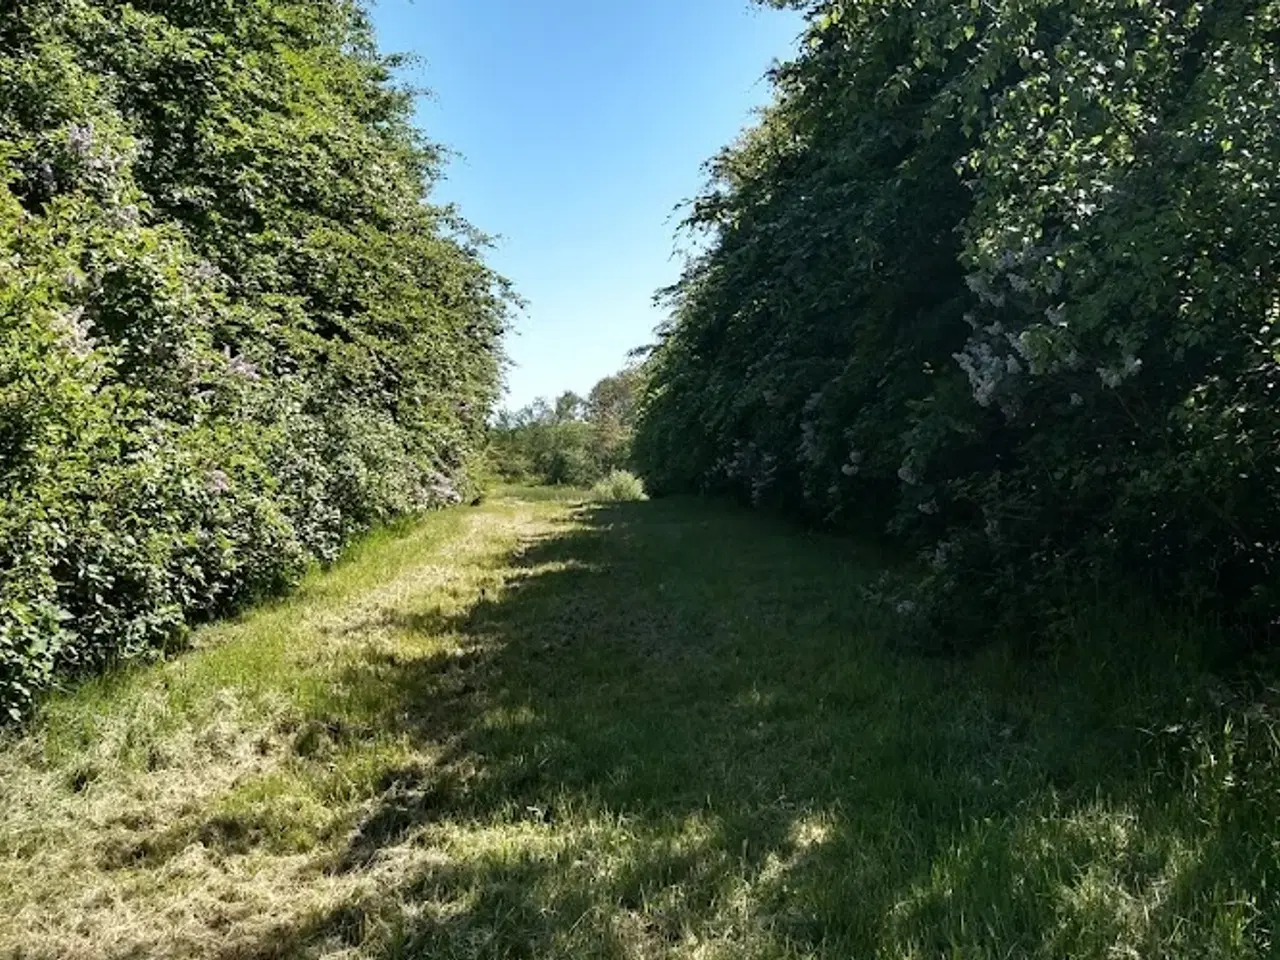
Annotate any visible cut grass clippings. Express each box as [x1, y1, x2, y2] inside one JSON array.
[[2, 489, 1278, 958]]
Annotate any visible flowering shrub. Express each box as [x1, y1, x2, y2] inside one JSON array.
[[0, 0, 510, 718], [636, 0, 1280, 645]]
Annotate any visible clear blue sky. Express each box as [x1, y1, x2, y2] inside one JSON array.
[[368, 0, 802, 411]]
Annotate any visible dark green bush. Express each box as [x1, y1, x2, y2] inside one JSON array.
[[636, 0, 1280, 644], [0, 0, 511, 718]]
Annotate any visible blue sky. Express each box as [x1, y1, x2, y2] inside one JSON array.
[[368, 0, 803, 411]]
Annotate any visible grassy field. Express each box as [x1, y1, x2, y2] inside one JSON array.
[[2, 489, 1278, 958]]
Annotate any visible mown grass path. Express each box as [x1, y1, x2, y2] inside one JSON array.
[[1, 491, 1275, 958]]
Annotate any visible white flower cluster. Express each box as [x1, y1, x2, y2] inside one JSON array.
[[840, 447, 862, 477], [1096, 354, 1142, 389], [954, 335, 1008, 408], [52, 306, 94, 359], [206, 469, 232, 495], [710, 441, 778, 506], [67, 123, 94, 156], [425, 472, 461, 506], [751, 452, 778, 507], [799, 419, 822, 467], [192, 261, 221, 283], [224, 346, 261, 381], [63, 120, 137, 199]]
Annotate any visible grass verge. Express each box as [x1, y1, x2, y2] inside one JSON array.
[[2, 490, 1278, 958]]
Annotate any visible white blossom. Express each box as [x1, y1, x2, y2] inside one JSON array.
[[206, 469, 232, 495], [67, 122, 94, 156], [52, 306, 94, 359]]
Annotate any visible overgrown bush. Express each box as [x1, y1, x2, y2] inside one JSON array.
[[635, 0, 1280, 645], [490, 368, 640, 487], [0, 0, 511, 718], [591, 470, 648, 503]]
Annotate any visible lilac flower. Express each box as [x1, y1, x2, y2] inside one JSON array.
[[207, 469, 232, 495], [840, 448, 863, 477], [52, 306, 94, 359], [193, 261, 222, 284], [426, 473, 461, 505], [954, 340, 1005, 407], [225, 349, 261, 381], [113, 205, 140, 229], [67, 122, 94, 156]]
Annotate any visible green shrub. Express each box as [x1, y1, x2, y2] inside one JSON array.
[[0, 0, 510, 718], [591, 471, 648, 503]]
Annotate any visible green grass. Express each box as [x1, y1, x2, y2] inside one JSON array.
[[2, 490, 1279, 958]]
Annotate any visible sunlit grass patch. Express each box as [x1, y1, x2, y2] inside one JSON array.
[[2, 492, 1278, 958]]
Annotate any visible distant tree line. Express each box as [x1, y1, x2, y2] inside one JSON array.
[[490, 368, 641, 487], [0, 0, 511, 717], [635, 0, 1280, 644]]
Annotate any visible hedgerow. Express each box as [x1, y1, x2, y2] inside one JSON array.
[[635, 0, 1280, 643], [0, 0, 511, 717]]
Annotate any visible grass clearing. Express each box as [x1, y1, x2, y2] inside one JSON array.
[[2, 490, 1279, 958]]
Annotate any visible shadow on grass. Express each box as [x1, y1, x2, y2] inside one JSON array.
[[225, 498, 1280, 959]]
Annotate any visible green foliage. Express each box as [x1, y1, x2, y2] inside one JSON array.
[[490, 367, 641, 487], [590, 469, 648, 503], [635, 0, 1280, 643], [0, 0, 511, 717]]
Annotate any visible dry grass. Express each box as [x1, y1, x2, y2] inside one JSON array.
[[2, 489, 1278, 958]]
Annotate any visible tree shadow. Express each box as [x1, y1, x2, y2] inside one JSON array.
[[222, 497, 1280, 958]]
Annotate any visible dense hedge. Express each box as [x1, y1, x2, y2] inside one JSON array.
[[636, 0, 1280, 641], [0, 0, 511, 717]]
